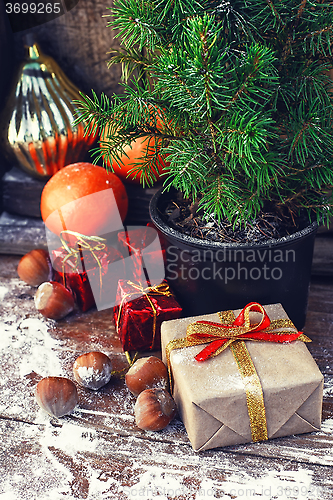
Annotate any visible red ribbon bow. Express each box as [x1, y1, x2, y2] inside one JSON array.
[[186, 302, 307, 362]]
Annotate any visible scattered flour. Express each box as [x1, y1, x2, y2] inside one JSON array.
[[0, 278, 69, 422], [321, 418, 333, 434], [0, 285, 9, 301], [37, 414, 99, 456], [1, 414, 327, 500], [219, 468, 318, 500], [75, 364, 112, 389], [120, 467, 189, 499], [0, 275, 333, 499], [0, 314, 65, 418], [323, 374, 333, 397]]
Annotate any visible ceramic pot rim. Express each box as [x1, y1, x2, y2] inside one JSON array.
[[149, 188, 318, 250]]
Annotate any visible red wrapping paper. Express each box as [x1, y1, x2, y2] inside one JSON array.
[[113, 279, 182, 351], [117, 226, 166, 283], [52, 246, 125, 312]]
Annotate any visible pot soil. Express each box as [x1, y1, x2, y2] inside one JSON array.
[[149, 189, 318, 330]]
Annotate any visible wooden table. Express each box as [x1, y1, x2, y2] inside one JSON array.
[[1, 240, 333, 500]]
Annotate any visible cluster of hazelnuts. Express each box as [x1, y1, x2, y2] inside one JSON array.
[[126, 355, 176, 431], [18, 250, 177, 431], [35, 353, 176, 431], [17, 248, 76, 320]]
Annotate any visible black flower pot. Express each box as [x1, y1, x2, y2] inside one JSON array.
[[149, 189, 318, 330]]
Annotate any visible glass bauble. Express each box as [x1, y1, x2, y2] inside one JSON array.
[[0, 43, 96, 178]]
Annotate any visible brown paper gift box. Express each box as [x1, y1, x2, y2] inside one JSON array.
[[161, 303, 324, 452]]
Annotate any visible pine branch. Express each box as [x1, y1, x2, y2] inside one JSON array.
[[305, 24, 333, 41], [107, 47, 152, 82], [74, 0, 333, 226], [163, 138, 212, 198], [296, 0, 307, 20], [289, 120, 313, 159], [223, 44, 278, 113], [73, 91, 114, 136], [265, 0, 284, 27], [107, 0, 165, 51]]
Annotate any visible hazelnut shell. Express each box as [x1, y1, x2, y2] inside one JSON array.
[[73, 351, 113, 390], [134, 388, 177, 431], [125, 356, 168, 397], [17, 249, 52, 287], [34, 281, 75, 320], [35, 376, 79, 417]]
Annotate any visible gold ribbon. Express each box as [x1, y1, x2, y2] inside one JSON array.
[[109, 351, 139, 379], [165, 303, 311, 443], [59, 230, 107, 298], [116, 281, 173, 350]]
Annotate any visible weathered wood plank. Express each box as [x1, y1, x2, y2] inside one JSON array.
[[311, 236, 333, 277], [0, 211, 48, 254], [2, 167, 47, 218], [1, 256, 333, 469], [1, 417, 333, 500]]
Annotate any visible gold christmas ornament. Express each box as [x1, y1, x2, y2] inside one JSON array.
[[0, 43, 96, 178]]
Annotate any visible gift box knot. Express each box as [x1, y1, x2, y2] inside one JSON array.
[[115, 280, 174, 350], [60, 229, 107, 292]]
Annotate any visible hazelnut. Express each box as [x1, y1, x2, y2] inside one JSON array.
[[34, 281, 75, 320], [35, 376, 79, 417], [125, 356, 168, 397], [73, 351, 113, 390], [134, 388, 177, 431], [17, 249, 52, 287]]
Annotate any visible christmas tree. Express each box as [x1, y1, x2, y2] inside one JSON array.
[[77, 0, 333, 227]]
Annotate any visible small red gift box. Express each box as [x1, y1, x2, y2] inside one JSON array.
[[52, 245, 125, 312], [117, 225, 166, 283], [113, 279, 182, 351]]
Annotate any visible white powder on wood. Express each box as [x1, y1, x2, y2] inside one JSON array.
[[75, 364, 112, 389], [1, 275, 333, 499], [0, 285, 9, 301], [323, 374, 333, 396]]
